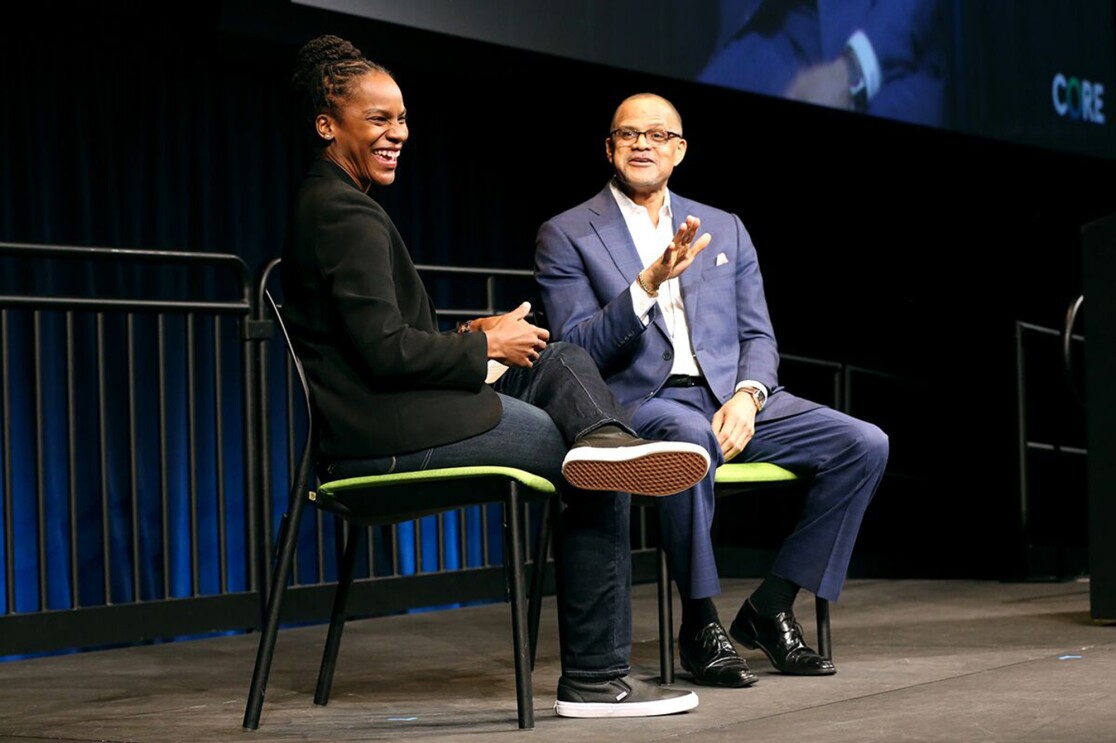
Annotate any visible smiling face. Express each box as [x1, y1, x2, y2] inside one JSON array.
[[316, 71, 408, 190], [605, 94, 686, 202]]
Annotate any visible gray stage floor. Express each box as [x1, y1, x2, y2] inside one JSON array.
[[0, 578, 1113, 742]]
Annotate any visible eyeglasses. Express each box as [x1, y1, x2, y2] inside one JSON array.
[[609, 127, 682, 147]]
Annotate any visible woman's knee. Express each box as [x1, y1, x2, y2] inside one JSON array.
[[540, 340, 577, 360], [496, 395, 567, 469]]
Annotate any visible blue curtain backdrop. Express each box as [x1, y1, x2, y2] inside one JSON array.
[[0, 306, 252, 615]]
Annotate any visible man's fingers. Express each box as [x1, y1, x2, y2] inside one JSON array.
[[668, 219, 698, 253], [678, 233, 711, 261], [660, 243, 676, 265], [683, 215, 701, 241], [718, 417, 753, 454], [673, 226, 695, 252], [683, 220, 699, 245]]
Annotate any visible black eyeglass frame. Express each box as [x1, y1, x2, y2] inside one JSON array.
[[608, 127, 683, 146]]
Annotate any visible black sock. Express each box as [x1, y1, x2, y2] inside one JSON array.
[[680, 597, 719, 634], [749, 574, 801, 617]]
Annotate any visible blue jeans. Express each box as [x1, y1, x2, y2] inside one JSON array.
[[325, 342, 634, 679]]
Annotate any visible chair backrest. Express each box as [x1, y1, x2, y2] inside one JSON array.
[[264, 289, 318, 504], [264, 290, 312, 428]]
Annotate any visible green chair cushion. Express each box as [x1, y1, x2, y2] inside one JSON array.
[[319, 466, 556, 496], [313, 466, 557, 525], [715, 462, 797, 484]]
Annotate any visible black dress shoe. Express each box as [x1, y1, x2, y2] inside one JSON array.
[[729, 600, 836, 676], [678, 622, 759, 687]]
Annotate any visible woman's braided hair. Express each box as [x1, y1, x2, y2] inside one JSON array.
[[291, 34, 390, 127]]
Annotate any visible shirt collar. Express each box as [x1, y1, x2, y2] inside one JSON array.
[[608, 178, 672, 223]]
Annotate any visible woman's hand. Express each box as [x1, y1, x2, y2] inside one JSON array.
[[483, 302, 550, 367]]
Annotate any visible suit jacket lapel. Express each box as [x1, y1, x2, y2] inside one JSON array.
[[672, 193, 704, 332], [588, 184, 671, 341]]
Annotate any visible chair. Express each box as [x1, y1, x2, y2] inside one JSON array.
[[243, 290, 557, 731], [639, 463, 832, 683]]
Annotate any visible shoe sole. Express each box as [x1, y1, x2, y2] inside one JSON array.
[[554, 691, 699, 718], [561, 442, 710, 496]]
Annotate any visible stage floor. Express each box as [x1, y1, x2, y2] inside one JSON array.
[[1, 578, 1113, 742]]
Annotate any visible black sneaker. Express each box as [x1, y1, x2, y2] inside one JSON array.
[[561, 428, 710, 496], [554, 674, 699, 718]]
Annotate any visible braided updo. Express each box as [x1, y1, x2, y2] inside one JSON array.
[[291, 35, 391, 127]]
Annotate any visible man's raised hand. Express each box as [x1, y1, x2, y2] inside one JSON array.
[[640, 215, 711, 293]]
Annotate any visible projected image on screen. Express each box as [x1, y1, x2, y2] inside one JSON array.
[[697, 0, 947, 127], [296, 0, 1114, 158]]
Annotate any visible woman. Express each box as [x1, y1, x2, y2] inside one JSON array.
[[281, 35, 702, 717]]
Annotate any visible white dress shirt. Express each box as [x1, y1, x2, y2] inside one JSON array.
[[609, 181, 767, 399], [611, 181, 702, 378]]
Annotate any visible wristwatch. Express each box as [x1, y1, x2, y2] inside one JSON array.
[[843, 48, 868, 113], [739, 386, 767, 412]]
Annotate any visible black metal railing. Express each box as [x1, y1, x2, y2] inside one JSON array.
[[0, 242, 260, 655], [1015, 320, 1088, 579], [0, 241, 913, 657]]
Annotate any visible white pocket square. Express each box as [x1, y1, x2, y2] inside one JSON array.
[[715, 252, 729, 266]]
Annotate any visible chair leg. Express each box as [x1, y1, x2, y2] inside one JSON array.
[[528, 497, 553, 671], [332, 513, 346, 573], [504, 483, 535, 730], [242, 495, 308, 730], [815, 597, 831, 660], [314, 520, 364, 706], [656, 547, 674, 684]]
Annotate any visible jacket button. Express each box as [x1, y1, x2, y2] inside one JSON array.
[[662, 351, 673, 361]]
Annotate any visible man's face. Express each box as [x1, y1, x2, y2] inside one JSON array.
[[605, 96, 686, 195]]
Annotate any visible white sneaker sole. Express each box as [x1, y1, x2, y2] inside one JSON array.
[[561, 441, 710, 496], [554, 690, 699, 718]]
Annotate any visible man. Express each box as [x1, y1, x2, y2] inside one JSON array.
[[535, 93, 888, 687]]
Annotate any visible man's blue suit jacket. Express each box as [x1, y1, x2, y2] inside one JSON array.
[[536, 184, 819, 423]]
